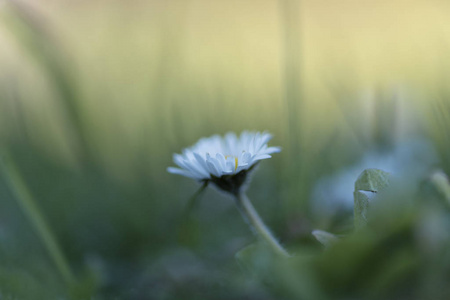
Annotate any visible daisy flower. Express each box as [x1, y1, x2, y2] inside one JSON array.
[[167, 131, 281, 194], [168, 131, 288, 256]]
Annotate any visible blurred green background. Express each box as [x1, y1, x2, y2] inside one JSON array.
[[1, 0, 450, 299]]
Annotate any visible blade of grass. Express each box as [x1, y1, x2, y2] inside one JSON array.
[[2, 2, 90, 162], [279, 0, 307, 213], [0, 151, 75, 286]]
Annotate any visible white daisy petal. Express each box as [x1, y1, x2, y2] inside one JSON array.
[[224, 132, 238, 154], [184, 161, 209, 178], [253, 154, 272, 160], [193, 153, 211, 178], [215, 153, 227, 171], [174, 153, 209, 178], [240, 151, 252, 163], [167, 167, 198, 179], [226, 156, 236, 172], [235, 162, 249, 173], [265, 146, 281, 154], [206, 158, 221, 177], [256, 133, 272, 152]]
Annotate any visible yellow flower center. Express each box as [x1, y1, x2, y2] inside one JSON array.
[[225, 155, 238, 171]]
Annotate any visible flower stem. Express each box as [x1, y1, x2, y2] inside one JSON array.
[[1, 153, 75, 285], [235, 192, 289, 257], [185, 181, 208, 213]]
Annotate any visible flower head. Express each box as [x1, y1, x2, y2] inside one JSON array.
[[167, 131, 281, 194]]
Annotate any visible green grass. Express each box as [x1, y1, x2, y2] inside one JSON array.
[[1, 1, 450, 299]]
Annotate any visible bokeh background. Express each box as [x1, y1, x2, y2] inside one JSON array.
[[1, 0, 450, 299]]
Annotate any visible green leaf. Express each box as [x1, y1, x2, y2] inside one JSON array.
[[429, 171, 450, 205], [354, 169, 390, 229], [312, 230, 339, 248], [236, 243, 325, 299], [354, 190, 371, 229], [354, 169, 390, 192], [235, 242, 275, 279]]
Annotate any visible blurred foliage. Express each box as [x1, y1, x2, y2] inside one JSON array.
[[236, 168, 450, 300], [353, 168, 390, 229], [0, 0, 450, 299]]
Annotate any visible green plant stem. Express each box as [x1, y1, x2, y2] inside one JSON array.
[[1, 154, 75, 285], [235, 192, 289, 257], [184, 181, 208, 213], [177, 181, 209, 245]]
